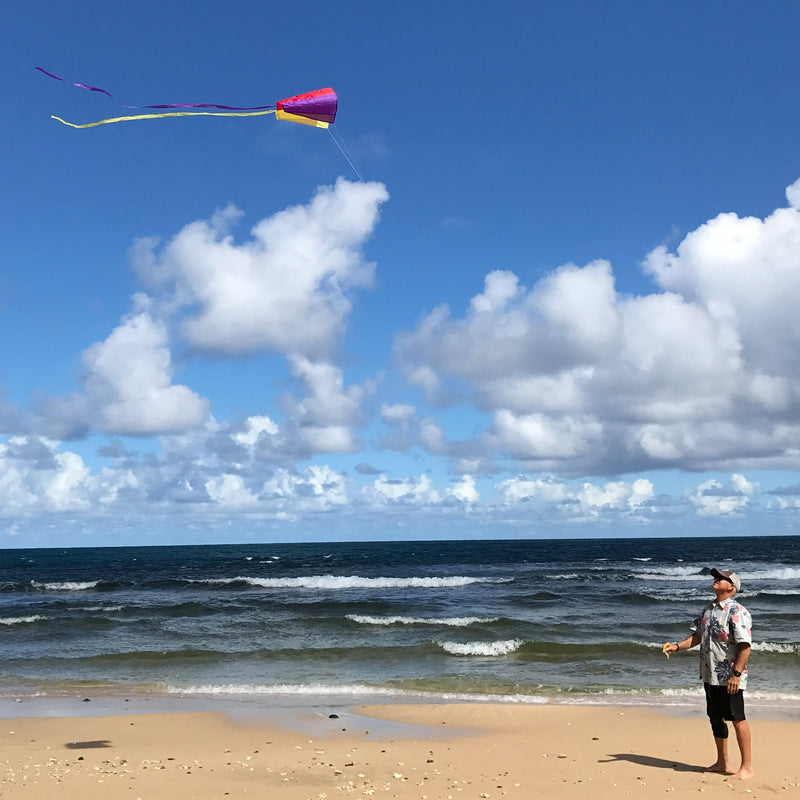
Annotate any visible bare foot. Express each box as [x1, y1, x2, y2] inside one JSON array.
[[705, 762, 731, 774], [733, 767, 754, 780]]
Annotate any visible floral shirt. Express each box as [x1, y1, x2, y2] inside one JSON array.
[[691, 597, 752, 689]]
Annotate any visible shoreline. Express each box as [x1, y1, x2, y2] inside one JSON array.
[[1, 701, 799, 799], [3, 684, 800, 724]]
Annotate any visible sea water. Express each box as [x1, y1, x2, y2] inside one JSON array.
[[1, 536, 798, 714]]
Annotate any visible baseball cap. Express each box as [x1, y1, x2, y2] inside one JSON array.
[[710, 568, 741, 592]]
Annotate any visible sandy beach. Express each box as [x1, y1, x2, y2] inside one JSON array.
[[1, 702, 798, 799]]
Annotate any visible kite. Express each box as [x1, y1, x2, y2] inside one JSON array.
[[37, 67, 337, 129]]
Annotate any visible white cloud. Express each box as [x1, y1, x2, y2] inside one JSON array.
[[279, 356, 375, 454], [485, 410, 603, 462], [495, 476, 569, 504], [366, 474, 441, 505], [0, 437, 138, 517], [398, 177, 800, 473], [287, 356, 371, 428], [29, 179, 386, 443], [261, 465, 348, 513], [688, 473, 757, 517], [576, 478, 654, 514], [449, 474, 479, 503], [0, 431, 782, 537], [0, 442, 38, 516], [205, 474, 259, 508], [81, 309, 210, 436], [380, 403, 416, 425], [234, 415, 279, 447], [133, 178, 389, 358], [363, 472, 479, 508], [495, 475, 653, 517]]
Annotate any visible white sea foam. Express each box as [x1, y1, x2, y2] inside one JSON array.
[[633, 566, 800, 583], [347, 614, 498, 627], [165, 682, 800, 708], [660, 687, 705, 697], [544, 573, 580, 580], [80, 605, 124, 612], [0, 615, 45, 625], [438, 639, 524, 656], [190, 575, 506, 590], [751, 641, 798, 654], [746, 567, 800, 581], [166, 682, 548, 704], [659, 687, 800, 704], [631, 566, 707, 581], [30, 580, 100, 591]]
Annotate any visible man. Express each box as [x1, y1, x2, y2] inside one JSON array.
[[663, 568, 753, 780]]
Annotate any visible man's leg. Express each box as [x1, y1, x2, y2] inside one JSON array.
[[705, 685, 731, 772], [708, 735, 730, 773], [731, 720, 753, 780]]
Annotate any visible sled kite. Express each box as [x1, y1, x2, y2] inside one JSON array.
[[37, 67, 337, 129]]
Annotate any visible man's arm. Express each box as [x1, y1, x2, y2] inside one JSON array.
[[727, 642, 751, 694], [663, 631, 701, 655]]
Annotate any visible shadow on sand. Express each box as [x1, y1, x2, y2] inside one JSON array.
[[65, 740, 112, 749], [600, 753, 705, 773]]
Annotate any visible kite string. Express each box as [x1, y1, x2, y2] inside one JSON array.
[[328, 126, 365, 182]]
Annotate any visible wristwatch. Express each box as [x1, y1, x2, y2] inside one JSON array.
[[731, 669, 742, 677]]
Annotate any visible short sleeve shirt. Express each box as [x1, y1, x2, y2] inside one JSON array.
[[691, 598, 752, 689]]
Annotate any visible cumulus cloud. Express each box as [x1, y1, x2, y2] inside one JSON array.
[[397, 177, 800, 474], [362, 473, 479, 508], [0, 430, 782, 537], [496, 475, 654, 518], [380, 403, 416, 425], [205, 474, 259, 509], [132, 178, 389, 359], [0, 437, 139, 517], [261, 465, 348, 518], [25, 179, 387, 443], [81, 308, 210, 435], [688, 473, 757, 517], [274, 356, 376, 455]]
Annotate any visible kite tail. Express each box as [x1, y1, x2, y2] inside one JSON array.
[[37, 67, 277, 111], [36, 66, 113, 97], [51, 109, 278, 129]]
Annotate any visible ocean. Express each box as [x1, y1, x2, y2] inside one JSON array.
[[1, 536, 798, 715]]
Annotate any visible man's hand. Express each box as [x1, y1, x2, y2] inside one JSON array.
[[727, 674, 741, 694]]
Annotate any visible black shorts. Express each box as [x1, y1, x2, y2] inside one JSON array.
[[704, 683, 746, 736]]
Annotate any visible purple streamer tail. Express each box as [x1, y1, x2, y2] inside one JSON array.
[[36, 66, 114, 98], [119, 102, 277, 111], [37, 67, 275, 111]]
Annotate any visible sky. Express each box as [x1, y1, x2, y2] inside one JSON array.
[[2, 1, 800, 547]]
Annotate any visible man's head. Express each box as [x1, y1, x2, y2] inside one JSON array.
[[711, 567, 741, 595]]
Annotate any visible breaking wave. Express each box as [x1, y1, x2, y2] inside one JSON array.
[[438, 639, 524, 656], [346, 614, 498, 627]]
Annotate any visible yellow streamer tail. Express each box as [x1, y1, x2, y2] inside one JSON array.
[[50, 109, 278, 129]]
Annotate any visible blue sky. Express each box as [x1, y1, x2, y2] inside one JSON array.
[[2, 1, 800, 547]]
